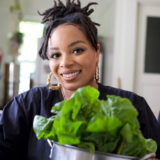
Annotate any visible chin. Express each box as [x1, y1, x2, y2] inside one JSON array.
[[63, 81, 96, 91], [64, 83, 86, 91]]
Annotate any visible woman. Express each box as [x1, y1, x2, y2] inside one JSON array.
[[0, 0, 160, 159]]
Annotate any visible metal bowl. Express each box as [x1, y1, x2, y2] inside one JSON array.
[[48, 141, 156, 160]]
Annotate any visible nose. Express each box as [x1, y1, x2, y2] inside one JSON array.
[[60, 54, 73, 68]]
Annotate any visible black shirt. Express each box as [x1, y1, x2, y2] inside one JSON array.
[[0, 83, 160, 159]]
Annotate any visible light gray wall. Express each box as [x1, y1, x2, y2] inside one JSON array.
[[100, 0, 116, 86], [0, 0, 16, 105]]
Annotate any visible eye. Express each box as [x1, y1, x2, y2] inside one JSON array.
[[49, 53, 61, 59], [72, 48, 85, 54]]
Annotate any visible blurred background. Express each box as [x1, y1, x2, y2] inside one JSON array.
[[0, 0, 160, 119]]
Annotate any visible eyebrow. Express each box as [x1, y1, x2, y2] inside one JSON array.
[[68, 40, 86, 47], [49, 40, 86, 51]]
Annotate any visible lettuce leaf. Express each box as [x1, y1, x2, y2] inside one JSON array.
[[33, 86, 157, 157]]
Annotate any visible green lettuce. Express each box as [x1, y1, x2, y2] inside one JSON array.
[[33, 86, 157, 157]]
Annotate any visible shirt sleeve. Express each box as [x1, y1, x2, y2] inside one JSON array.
[[0, 96, 28, 160]]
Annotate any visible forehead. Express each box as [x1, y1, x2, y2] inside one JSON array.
[[49, 24, 88, 44], [52, 23, 85, 34]]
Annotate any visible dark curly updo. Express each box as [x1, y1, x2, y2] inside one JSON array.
[[39, 0, 100, 59]]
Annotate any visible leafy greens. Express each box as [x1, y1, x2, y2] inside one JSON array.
[[33, 86, 157, 157]]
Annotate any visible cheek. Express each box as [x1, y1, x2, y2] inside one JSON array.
[[49, 61, 58, 73], [85, 53, 97, 66], [82, 56, 97, 72]]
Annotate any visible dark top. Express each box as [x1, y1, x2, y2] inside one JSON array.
[[0, 83, 160, 160], [158, 112, 160, 124]]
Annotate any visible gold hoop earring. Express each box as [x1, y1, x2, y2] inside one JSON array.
[[95, 64, 100, 83], [47, 72, 61, 90]]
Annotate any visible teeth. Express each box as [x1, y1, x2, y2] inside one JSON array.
[[63, 71, 80, 78]]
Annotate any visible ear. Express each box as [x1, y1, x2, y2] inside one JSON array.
[[96, 43, 101, 63]]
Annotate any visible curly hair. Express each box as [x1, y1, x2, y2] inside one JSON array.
[[39, 0, 100, 59]]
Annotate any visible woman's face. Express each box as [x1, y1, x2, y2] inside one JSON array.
[[48, 24, 100, 91]]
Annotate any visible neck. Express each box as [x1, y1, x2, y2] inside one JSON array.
[[61, 82, 98, 100], [61, 88, 74, 100]]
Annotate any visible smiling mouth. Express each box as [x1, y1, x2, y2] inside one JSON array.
[[61, 70, 81, 80]]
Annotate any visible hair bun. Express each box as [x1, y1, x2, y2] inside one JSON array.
[[39, 0, 99, 60], [38, 0, 98, 23]]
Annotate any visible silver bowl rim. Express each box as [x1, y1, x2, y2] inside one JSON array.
[[52, 142, 139, 160]]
